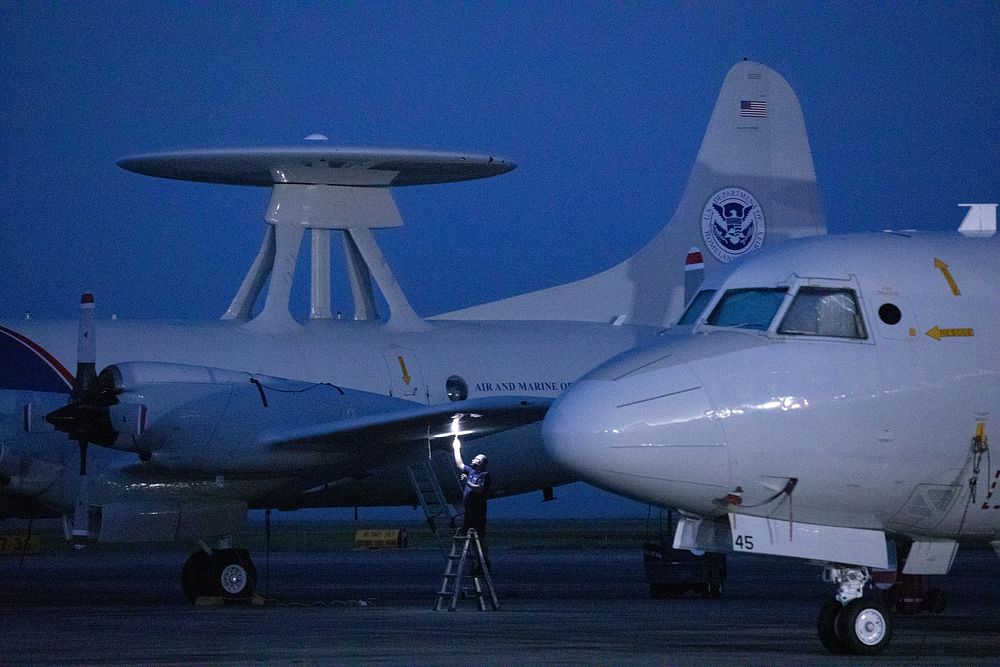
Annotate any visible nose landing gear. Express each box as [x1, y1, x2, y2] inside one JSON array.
[[816, 565, 892, 655]]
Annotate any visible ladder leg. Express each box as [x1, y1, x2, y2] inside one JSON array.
[[473, 576, 486, 611], [435, 529, 498, 611], [449, 534, 471, 611], [471, 529, 500, 610], [434, 532, 465, 611]]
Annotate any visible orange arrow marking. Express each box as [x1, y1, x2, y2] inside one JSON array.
[[934, 258, 961, 296], [925, 326, 974, 341]]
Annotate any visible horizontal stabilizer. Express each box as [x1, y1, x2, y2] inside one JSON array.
[[263, 395, 551, 452]]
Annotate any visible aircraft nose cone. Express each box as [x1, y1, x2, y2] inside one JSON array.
[[543, 378, 620, 477], [543, 361, 729, 511]]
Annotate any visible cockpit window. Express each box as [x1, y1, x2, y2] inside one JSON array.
[[777, 287, 867, 339], [677, 290, 716, 325], [706, 288, 788, 330]]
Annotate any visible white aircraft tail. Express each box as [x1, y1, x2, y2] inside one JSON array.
[[441, 60, 827, 327], [957, 203, 997, 237]]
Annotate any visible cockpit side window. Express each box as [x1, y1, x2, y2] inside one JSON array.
[[777, 287, 867, 339], [706, 288, 788, 330], [677, 289, 716, 325]]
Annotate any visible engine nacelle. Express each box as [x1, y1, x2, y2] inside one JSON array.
[[100, 362, 396, 474]]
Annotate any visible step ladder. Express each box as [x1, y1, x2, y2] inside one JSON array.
[[407, 458, 459, 536], [434, 529, 499, 611]]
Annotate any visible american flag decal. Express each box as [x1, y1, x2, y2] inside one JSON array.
[[685, 248, 704, 271], [740, 100, 767, 117]]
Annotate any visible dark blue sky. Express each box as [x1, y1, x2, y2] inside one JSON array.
[[2, 3, 998, 519]]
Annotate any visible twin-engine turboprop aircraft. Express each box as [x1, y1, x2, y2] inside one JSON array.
[[543, 218, 1000, 655], [0, 60, 826, 602]]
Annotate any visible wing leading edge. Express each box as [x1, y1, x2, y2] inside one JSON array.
[[262, 395, 551, 452]]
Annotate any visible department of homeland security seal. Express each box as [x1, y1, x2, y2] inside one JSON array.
[[701, 188, 766, 262]]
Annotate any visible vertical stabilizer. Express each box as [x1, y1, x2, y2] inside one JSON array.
[[957, 203, 997, 237], [440, 60, 826, 327]]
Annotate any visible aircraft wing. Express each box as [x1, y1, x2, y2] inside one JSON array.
[[75, 362, 549, 476], [260, 395, 551, 452]]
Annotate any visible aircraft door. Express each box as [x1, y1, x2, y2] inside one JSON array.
[[381, 348, 427, 403]]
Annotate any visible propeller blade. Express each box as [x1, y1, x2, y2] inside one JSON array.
[[44, 294, 119, 445], [72, 293, 97, 401], [73, 439, 89, 549], [47, 294, 100, 549], [74, 294, 96, 549]]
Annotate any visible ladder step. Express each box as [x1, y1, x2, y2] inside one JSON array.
[[407, 460, 464, 538], [432, 529, 499, 611]]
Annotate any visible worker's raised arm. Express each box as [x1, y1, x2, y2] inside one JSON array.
[[452, 437, 465, 471]]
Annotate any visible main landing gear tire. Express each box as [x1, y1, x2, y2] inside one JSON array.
[[817, 597, 892, 655], [181, 551, 211, 603], [816, 598, 849, 654], [837, 598, 891, 655], [181, 548, 257, 602], [210, 548, 257, 599]]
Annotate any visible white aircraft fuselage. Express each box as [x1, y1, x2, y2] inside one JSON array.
[[2, 316, 652, 512], [545, 233, 1000, 544]]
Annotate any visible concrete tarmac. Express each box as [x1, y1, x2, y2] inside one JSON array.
[[1, 522, 998, 665]]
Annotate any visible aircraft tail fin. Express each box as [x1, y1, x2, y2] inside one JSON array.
[[957, 203, 997, 237], [0, 325, 74, 394], [440, 60, 826, 327]]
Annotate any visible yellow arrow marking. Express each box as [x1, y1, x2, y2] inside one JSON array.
[[397, 356, 412, 385], [934, 258, 961, 296], [925, 326, 974, 341]]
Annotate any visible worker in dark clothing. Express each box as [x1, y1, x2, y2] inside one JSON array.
[[452, 437, 491, 569]]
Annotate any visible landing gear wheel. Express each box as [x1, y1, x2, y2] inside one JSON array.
[[207, 548, 257, 599], [893, 574, 923, 615], [181, 551, 211, 603], [817, 598, 848, 654], [837, 598, 891, 655]]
